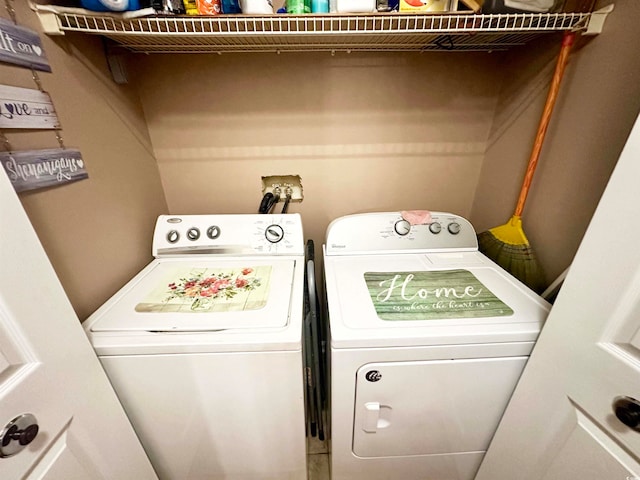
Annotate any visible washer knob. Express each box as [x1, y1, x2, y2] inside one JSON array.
[[207, 226, 221, 239], [167, 230, 180, 243], [265, 225, 285, 243], [187, 227, 200, 241], [429, 222, 442, 234], [394, 220, 411, 236], [448, 222, 461, 235]]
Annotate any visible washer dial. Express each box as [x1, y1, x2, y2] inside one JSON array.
[[207, 225, 221, 239], [167, 230, 180, 243], [187, 227, 201, 241], [265, 225, 285, 243]]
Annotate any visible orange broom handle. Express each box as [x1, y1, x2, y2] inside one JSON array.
[[514, 31, 576, 217]]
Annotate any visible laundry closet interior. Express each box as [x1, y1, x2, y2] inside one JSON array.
[[2, 0, 640, 478]]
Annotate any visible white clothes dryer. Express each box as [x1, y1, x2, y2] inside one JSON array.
[[84, 214, 307, 480], [323, 212, 550, 480]]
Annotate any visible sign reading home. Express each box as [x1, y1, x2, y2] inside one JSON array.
[[0, 85, 59, 129], [1, 148, 88, 192], [364, 269, 514, 320], [0, 17, 51, 72]]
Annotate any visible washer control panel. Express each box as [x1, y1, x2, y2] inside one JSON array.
[[325, 212, 478, 255], [153, 214, 304, 257]]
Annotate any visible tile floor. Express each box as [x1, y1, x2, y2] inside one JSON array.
[[307, 435, 330, 480]]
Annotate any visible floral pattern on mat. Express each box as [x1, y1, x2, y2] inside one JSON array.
[[135, 266, 271, 313]]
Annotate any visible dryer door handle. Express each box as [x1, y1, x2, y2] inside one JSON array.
[[362, 402, 391, 433]]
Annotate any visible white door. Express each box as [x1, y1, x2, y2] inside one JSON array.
[[475, 113, 640, 479], [0, 170, 158, 479]]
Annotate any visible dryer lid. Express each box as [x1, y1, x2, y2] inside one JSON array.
[[89, 258, 296, 332], [324, 252, 550, 348]]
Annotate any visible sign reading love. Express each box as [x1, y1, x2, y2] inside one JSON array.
[[0, 17, 51, 72], [0, 84, 60, 129], [0, 148, 88, 192]]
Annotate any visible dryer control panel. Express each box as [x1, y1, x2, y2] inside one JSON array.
[[152, 214, 304, 257], [325, 212, 478, 255]]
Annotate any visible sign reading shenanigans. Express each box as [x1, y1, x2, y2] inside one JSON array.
[[0, 149, 88, 192], [364, 269, 514, 320]]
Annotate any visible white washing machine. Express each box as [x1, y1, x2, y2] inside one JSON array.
[[323, 212, 550, 480], [84, 214, 307, 480]]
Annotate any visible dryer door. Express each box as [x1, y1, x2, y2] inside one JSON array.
[[352, 356, 527, 458]]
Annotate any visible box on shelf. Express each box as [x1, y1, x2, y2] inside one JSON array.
[[560, 0, 595, 12], [81, 0, 141, 11], [482, 0, 563, 13], [399, 0, 457, 12], [336, 0, 376, 12], [459, 0, 483, 11], [476, 0, 594, 13]]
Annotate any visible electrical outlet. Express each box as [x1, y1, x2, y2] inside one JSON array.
[[261, 175, 303, 203]]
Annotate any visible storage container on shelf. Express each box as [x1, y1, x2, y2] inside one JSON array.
[[398, 0, 457, 12]]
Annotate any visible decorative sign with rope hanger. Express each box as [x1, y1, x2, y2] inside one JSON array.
[[0, 0, 50, 72], [0, 83, 59, 129], [0, 0, 88, 192], [0, 146, 88, 192]]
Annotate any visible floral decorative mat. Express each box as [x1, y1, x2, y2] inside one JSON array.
[[135, 265, 271, 313], [364, 269, 513, 321]]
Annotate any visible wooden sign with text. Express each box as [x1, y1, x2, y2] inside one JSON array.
[[0, 149, 88, 192], [0, 17, 51, 72], [0, 85, 59, 129], [364, 269, 514, 321]]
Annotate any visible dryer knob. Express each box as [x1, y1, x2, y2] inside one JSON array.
[[429, 222, 442, 234], [394, 220, 411, 236], [447, 222, 461, 235]]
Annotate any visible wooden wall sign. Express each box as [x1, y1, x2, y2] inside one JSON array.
[[0, 85, 59, 129], [0, 148, 88, 192], [0, 17, 51, 72]]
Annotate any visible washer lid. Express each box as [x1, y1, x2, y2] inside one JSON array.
[[324, 252, 550, 348], [90, 258, 296, 332]]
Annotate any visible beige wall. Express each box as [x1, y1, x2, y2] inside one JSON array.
[[134, 51, 501, 252], [6, 1, 636, 318], [1, 3, 168, 320], [471, 0, 640, 285]]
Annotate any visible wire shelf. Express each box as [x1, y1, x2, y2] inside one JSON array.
[[39, 10, 591, 53]]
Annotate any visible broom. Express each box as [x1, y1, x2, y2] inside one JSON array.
[[478, 31, 576, 294]]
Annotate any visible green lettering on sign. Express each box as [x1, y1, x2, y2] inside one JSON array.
[[364, 269, 514, 320]]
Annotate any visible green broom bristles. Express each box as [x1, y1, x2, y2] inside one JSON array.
[[478, 229, 546, 294]]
